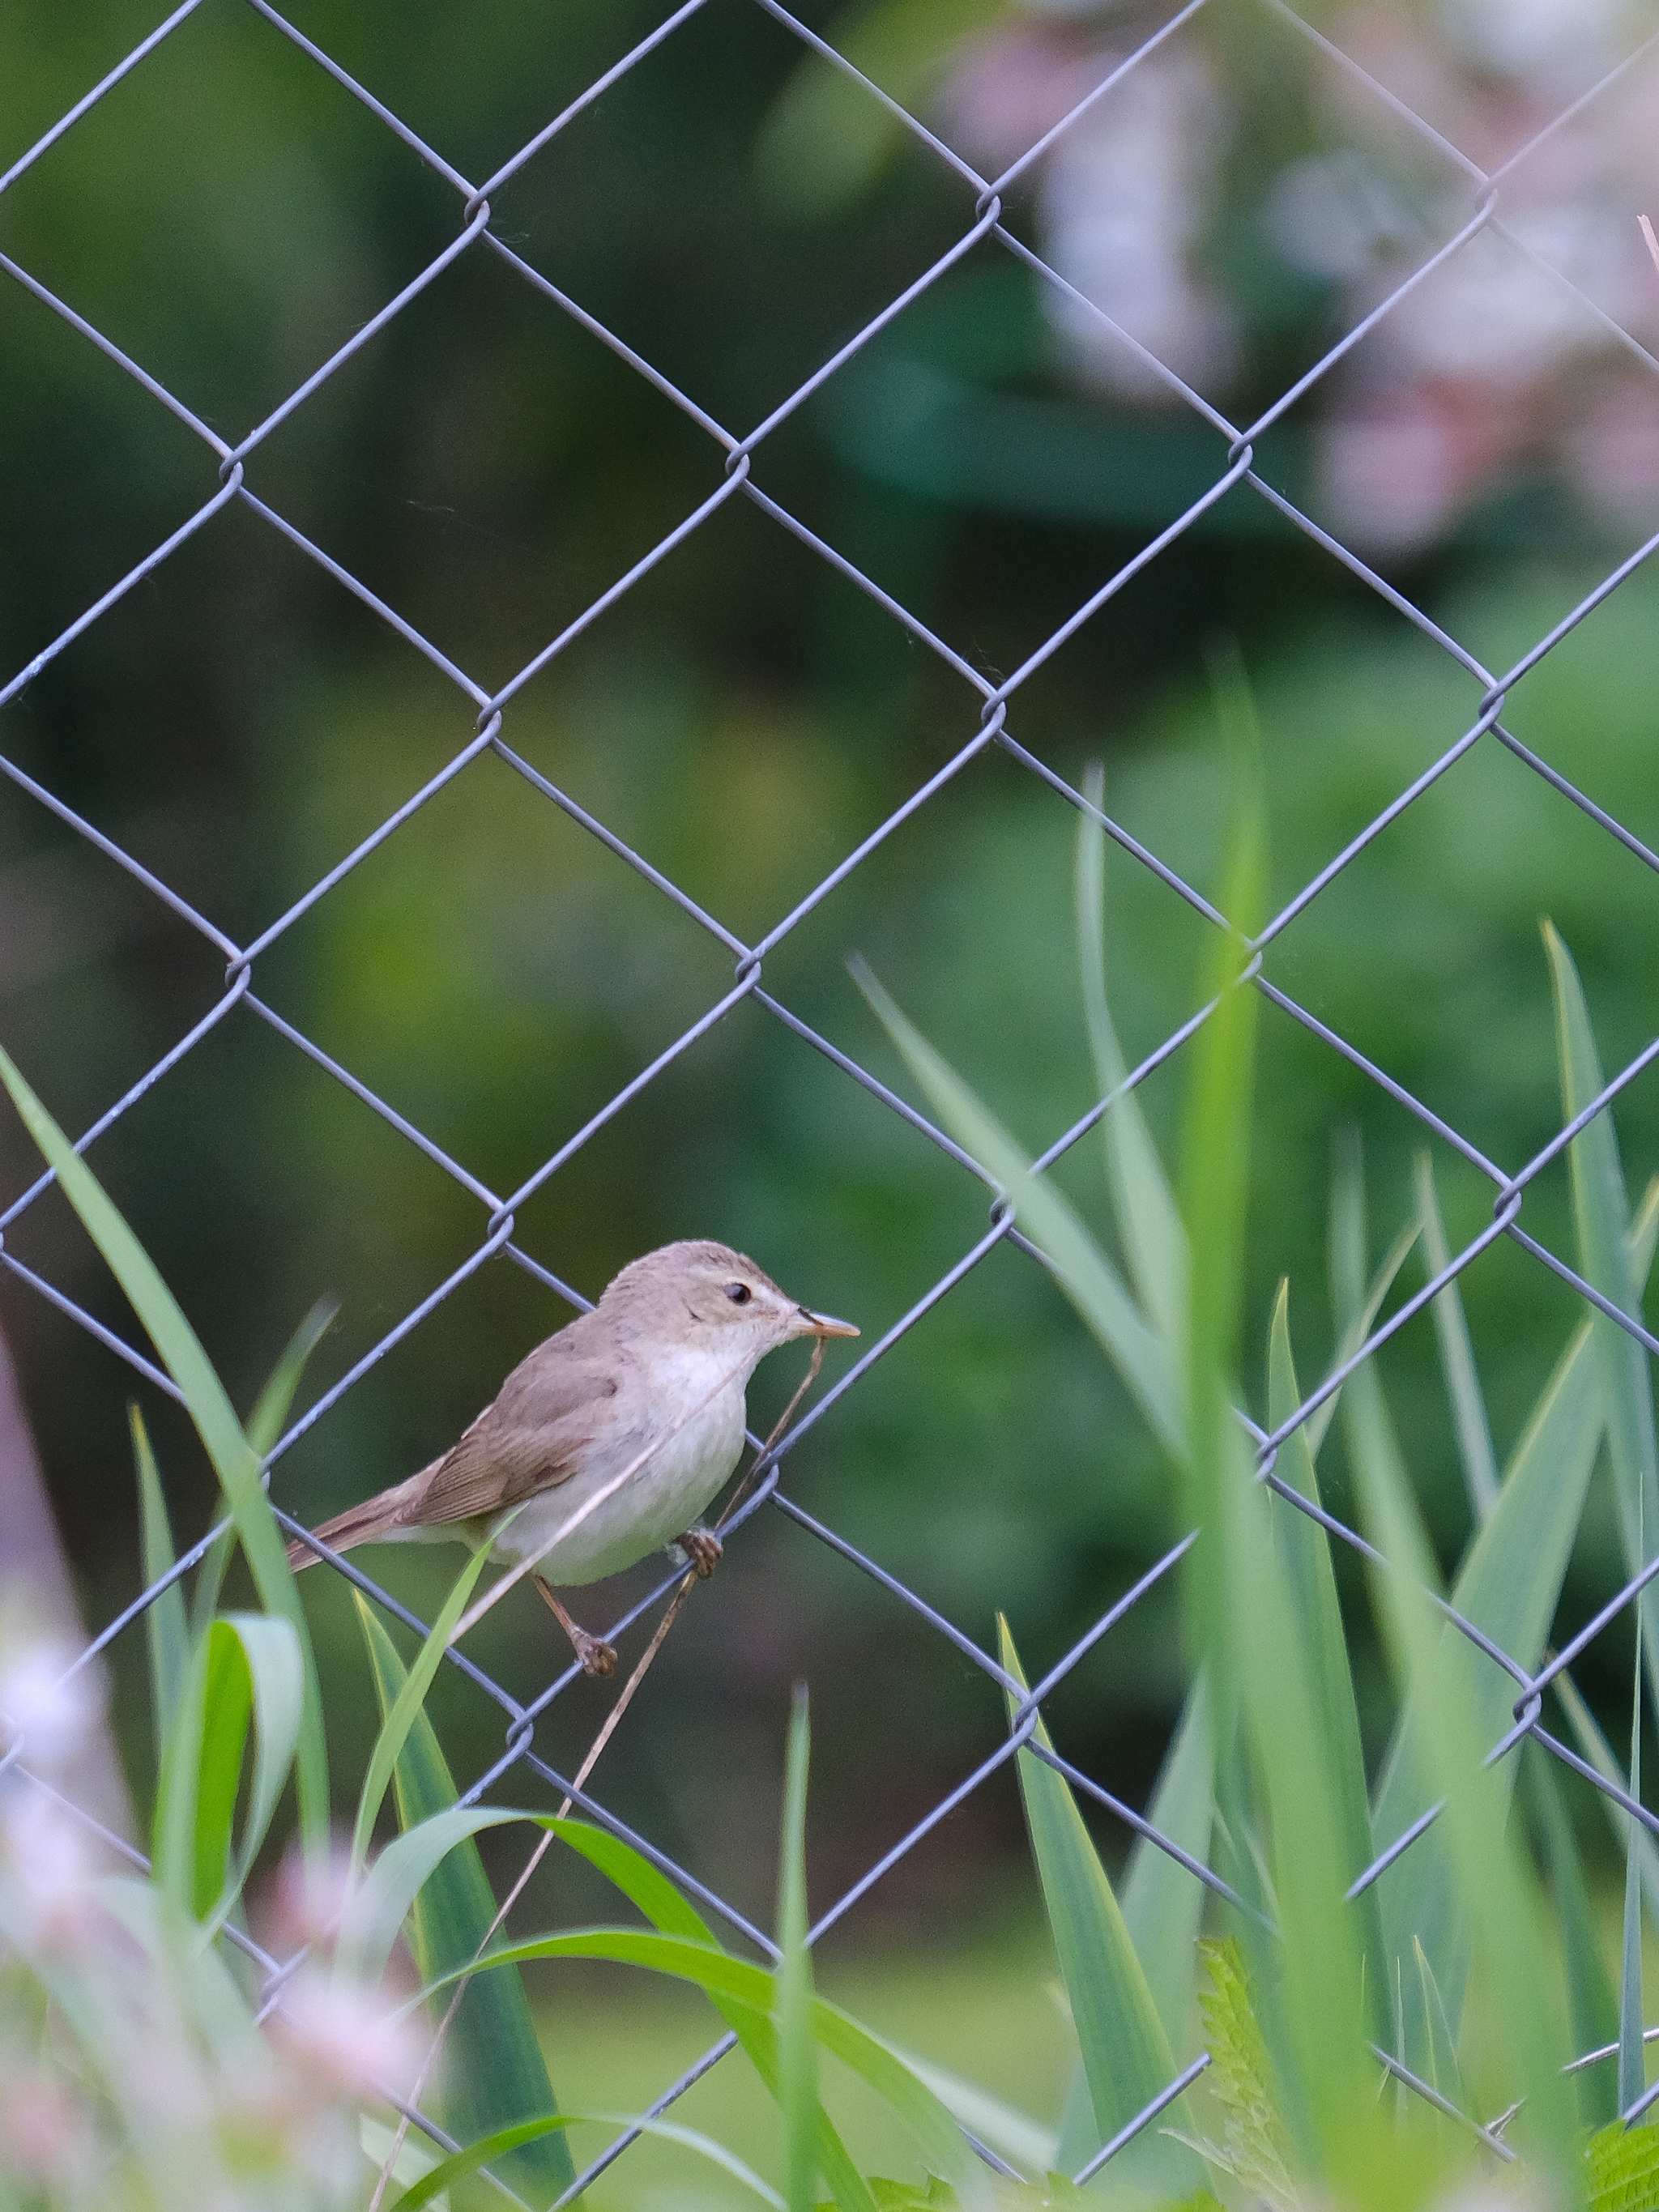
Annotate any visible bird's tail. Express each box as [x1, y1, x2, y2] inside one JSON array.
[[285, 1470, 429, 1571]]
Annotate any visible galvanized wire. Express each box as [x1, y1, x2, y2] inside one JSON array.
[[5, 0, 1659, 2192]]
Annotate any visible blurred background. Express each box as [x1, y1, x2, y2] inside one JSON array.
[[7, 0, 1659, 2190]]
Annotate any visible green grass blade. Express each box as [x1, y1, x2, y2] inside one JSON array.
[[853, 962, 1179, 1458], [1555, 1669, 1659, 1931], [152, 1613, 303, 1936], [547, 1816, 877, 2212], [1176, 652, 1262, 1669], [419, 1929, 994, 2209], [186, 1297, 341, 1639], [1525, 1747, 1617, 2125], [1265, 1282, 1386, 2031], [778, 1688, 818, 2212], [246, 1296, 338, 1457], [1120, 1670, 1215, 2052], [998, 1620, 1202, 2198], [1412, 1154, 1499, 1525], [386, 2111, 790, 2212], [0, 1044, 329, 1848], [1344, 1347, 1576, 2184], [1547, 922, 1659, 1709], [131, 1403, 189, 1758], [1304, 1214, 1421, 1466], [1354, 1143, 1607, 2058], [339, 1804, 520, 1986], [219, 1612, 304, 1919], [154, 1619, 251, 1924], [356, 1596, 573, 2202], [1054, 1665, 1216, 2184], [351, 1539, 495, 1876], [1620, 1634, 1644, 2119], [1177, 708, 1386, 2197], [1077, 761, 1187, 1362]]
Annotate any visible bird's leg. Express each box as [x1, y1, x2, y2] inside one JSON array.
[[672, 1528, 723, 1579], [533, 1578, 616, 1677]]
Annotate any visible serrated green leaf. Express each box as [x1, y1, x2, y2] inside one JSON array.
[[1587, 2113, 1659, 2210], [1189, 1937, 1298, 2208]]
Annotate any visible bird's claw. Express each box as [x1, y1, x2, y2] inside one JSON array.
[[674, 1528, 723, 1579], [572, 1627, 618, 1677]]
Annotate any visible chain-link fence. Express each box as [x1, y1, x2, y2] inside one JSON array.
[[6, 0, 1659, 2200]]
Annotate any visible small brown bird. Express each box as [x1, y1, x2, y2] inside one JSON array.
[[286, 1240, 857, 1675]]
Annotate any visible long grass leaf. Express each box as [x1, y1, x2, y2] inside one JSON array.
[[1547, 922, 1659, 1711], [999, 1621, 1202, 2199], [1052, 1669, 1214, 2194], [1120, 1669, 1215, 2052], [1555, 1670, 1659, 1932], [545, 1818, 876, 2212], [778, 1688, 818, 2212], [853, 962, 1179, 1457], [1412, 1154, 1499, 1524], [1304, 1216, 1422, 1466], [220, 1612, 304, 1917], [131, 1404, 189, 1758], [1357, 1162, 1608, 2060], [1524, 1748, 1616, 2125], [356, 1597, 573, 2201], [351, 1540, 495, 1875], [1345, 1347, 1576, 2182], [246, 1296, 337, 1458], [1077, 761, 1187, 1361], [152, 1613, 303, 1936], [420, 1929, 995, 2209], [386, 2111, 790, 2212], [154, 1619, 251, 1924], [190, 1296, 339, 1637], [0, 1044, 329, 1845], [1266, 1283, 1385, 2030], [1621, 1629, 1644, 2119]]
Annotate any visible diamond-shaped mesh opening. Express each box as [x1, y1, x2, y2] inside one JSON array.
[[12, 0, 1659, 2198]]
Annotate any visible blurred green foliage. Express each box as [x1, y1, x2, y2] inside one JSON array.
[[3, 0, 1659, 1923]]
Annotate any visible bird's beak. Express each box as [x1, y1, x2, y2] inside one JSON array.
[[798, 1306, 859, 1340]]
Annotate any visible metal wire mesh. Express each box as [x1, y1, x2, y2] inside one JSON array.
[[6, 0, 1659, 2197]]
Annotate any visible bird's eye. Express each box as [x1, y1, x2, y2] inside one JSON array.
[[724, 1281, 752, 1305]]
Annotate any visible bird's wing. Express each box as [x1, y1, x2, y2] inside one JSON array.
[[407, 1351, 621, 1528]]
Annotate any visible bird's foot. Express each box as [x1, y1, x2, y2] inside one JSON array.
[[673, 1528, 723, 1579], [569, 1626, 618, 1678], [534, 1576, 617, 1677]]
